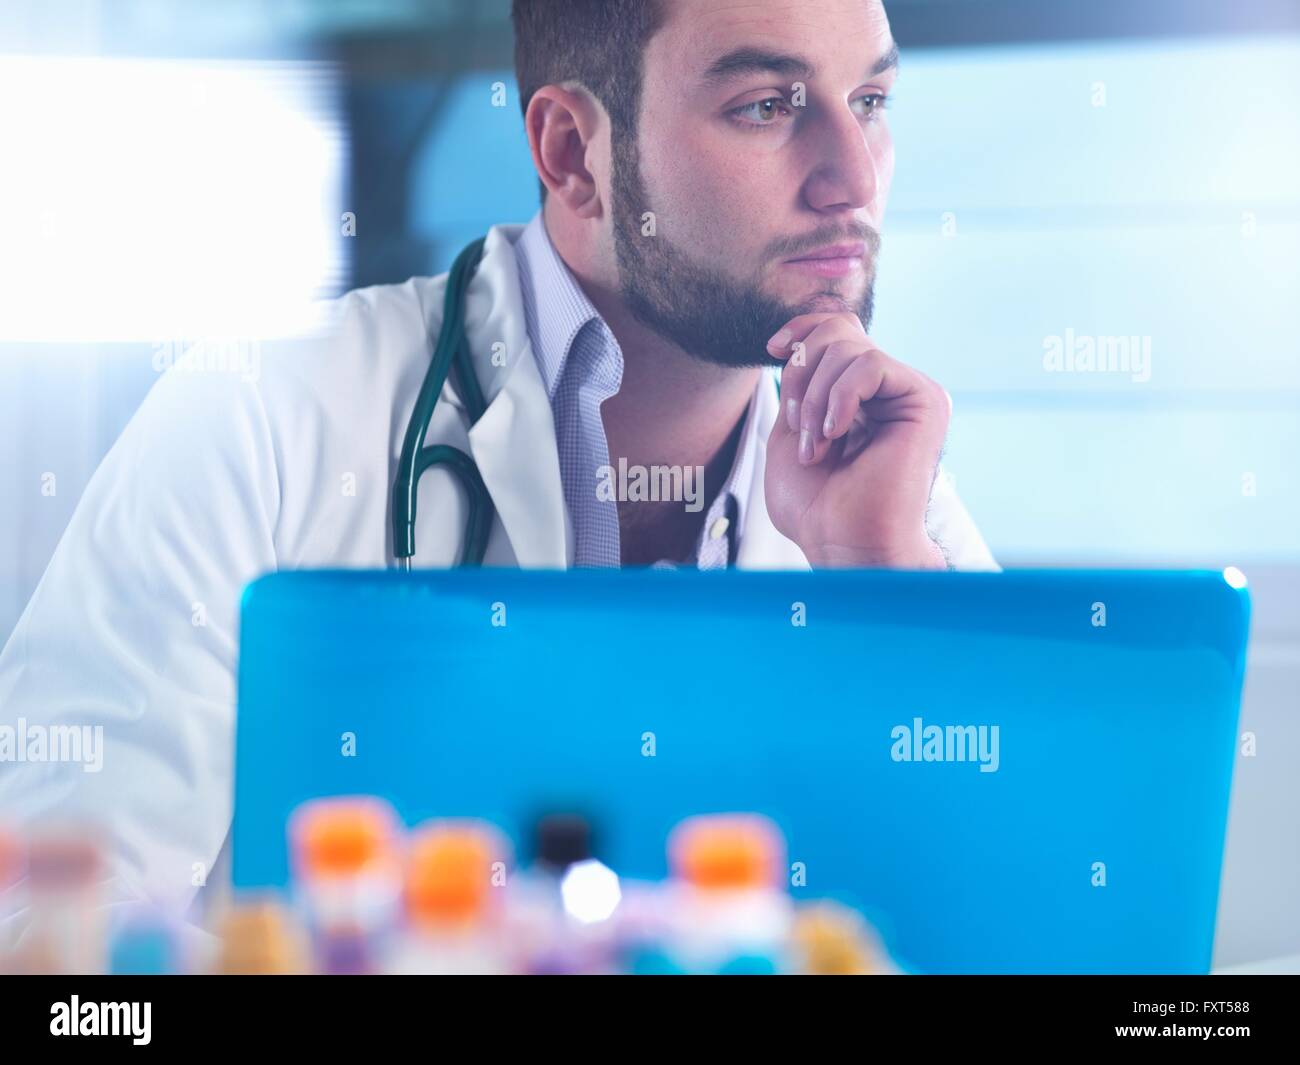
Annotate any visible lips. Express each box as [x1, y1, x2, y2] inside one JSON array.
[[783, 241, 868, 263], [781, 241, 868, 279]]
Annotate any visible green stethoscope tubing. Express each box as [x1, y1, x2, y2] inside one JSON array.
[[391, 236, 494, 569]]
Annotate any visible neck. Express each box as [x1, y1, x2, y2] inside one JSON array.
[[543, 203, 760, 475], [597, 295, 758, 565], [544, 207, 760, 561], [601, 299, 759, 472]]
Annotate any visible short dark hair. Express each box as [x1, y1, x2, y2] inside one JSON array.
[[511, 0, 667, 201]]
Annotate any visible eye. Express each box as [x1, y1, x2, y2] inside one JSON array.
[[853, 93, 890, 121], [729, 96, 792, 128]]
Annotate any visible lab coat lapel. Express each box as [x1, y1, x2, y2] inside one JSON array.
[[459, 224, 572, 568]]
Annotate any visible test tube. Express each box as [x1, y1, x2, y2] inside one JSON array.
[[22, 828, 106, 975], [288, 796, 402, 975], [392, 820, 509, 974], [214, 897, 310, 975], [656, 813, 792, 975]]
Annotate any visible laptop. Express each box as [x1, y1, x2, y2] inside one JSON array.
[[232, 568, 1250, 974]]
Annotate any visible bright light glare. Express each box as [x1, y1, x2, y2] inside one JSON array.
[[1223, 566, 1248, 590], [0, 57, 346, 341], [560, 860, 622, 925]]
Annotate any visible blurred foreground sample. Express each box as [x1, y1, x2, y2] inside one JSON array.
[[1, 805, 899, 976]]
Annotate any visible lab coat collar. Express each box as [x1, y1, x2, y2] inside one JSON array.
[[460, 223, 572, 568]]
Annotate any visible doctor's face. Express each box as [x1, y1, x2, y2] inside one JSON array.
[[612, 0, 896, 368]]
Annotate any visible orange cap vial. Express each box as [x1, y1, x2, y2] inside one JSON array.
[[404, 822, 507, 930], [289, 796, 399, 881], [668, 814, 785, 891]]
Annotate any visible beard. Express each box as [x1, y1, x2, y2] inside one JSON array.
[[610, 132, 880, 369]]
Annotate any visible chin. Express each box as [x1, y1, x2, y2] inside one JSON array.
[[798, 291, 860, 313], [768, 278, 865, 312]]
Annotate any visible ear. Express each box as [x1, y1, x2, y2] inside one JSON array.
[[524, 85, 604, 220]]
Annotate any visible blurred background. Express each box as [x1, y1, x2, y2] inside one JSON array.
[[0, 0, 1296, 967]]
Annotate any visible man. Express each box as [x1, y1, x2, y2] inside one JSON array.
[[0, 0, 994, 930]]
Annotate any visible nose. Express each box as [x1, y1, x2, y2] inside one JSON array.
[[800, 105, 881, 215]]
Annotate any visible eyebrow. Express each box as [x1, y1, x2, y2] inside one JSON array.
[[700, 41, 899, 87]]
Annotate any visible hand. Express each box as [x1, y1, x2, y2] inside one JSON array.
[[764, 312, 950, 569]]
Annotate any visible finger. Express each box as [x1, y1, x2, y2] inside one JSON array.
[[772, 315, 872, 431], [769, 314, 842, 433], [767, 312, 867, 377], [797, 341, 861, 465], [765, 311, 842, 356], [823, 352, 949, 445]]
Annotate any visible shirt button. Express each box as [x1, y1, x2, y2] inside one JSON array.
[[709, 517, 730, 540]]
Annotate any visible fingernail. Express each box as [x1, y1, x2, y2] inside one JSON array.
[[798, 429, 813, 463], [769, 328, 792, 349], [786, 398, 799, 432], [823, 411, 835, 437]]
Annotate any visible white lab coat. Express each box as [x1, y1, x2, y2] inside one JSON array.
[[0, 223, 996, 930]]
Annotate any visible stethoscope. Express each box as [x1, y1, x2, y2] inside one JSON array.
[[391, 237, 494, 569]]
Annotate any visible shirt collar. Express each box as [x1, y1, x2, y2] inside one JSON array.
[[513, 210, 608, 403]]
